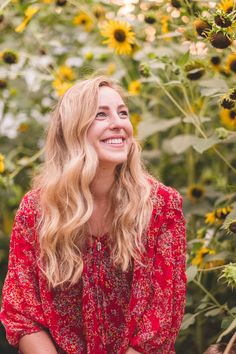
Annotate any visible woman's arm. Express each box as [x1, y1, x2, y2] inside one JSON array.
[[19, 330, 58, 354]]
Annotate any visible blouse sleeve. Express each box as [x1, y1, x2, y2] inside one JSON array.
[[0, 191, 46, 347], [129, 187, 187, 354]]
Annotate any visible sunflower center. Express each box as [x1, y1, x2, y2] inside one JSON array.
[[114, 29, 126, 42], [230, 59, 236, 72], [229, 110, 236, 120], [81, 19, 87, 24], [191, 188, 204, 198]]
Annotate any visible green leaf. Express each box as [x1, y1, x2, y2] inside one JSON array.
[[138, 117, 181, 140], [205, 308, 222, 317], [221, 317, 234, 330], [199, 79, 228, 97], [192, 136, 220, 154], [217, 317, 236, 342], [181, 313, 196, 330], [177, 51, 190, 66], [169, 134, 195, 154], [187, 265, 198, 283]]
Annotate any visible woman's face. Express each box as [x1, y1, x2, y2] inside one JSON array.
[[87, 86, 133, 168]]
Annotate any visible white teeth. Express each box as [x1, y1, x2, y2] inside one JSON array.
[[103, 138, 123, 144]]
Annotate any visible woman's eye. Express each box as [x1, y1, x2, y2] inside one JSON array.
[[119, 111, 129, 118], [95, 112, 107, 119]]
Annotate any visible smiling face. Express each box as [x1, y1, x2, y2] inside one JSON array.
[[87, 85, 133, 169]]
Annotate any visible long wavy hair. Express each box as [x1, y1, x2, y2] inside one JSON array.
[[32, 75, 153, 289]]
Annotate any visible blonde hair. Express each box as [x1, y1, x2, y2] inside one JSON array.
[[32, 75, 153, 289]]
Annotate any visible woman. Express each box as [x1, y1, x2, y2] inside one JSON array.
[[0, 76, 186, 354]]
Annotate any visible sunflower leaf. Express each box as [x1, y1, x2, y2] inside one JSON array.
[[217, 317, 236, 342], [169, 134, 196, 154], [138, 117, 181, 140], [192, 136, 220, 154], [187, 265, 198, 283], [199, 79, 228, 97]]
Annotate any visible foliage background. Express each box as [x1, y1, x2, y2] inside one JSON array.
[[1, 0, 236, 353]]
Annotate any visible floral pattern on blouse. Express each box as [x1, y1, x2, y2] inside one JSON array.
[[0, 178, 186, 354]]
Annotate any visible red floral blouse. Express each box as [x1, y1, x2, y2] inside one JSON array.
[[0, 179, 186, 354]]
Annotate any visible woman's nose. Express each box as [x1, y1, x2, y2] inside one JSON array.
[[109, 112, 123, 129]]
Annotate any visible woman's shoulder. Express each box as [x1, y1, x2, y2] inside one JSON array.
[[146, 174, 183, 211], [17, 188, 42, 224]]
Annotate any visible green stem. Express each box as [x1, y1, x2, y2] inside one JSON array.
[[198, 263, 236, 272], [9, 149, 44, 180], [193, 279, 235, 319], [193, 279, 223, 308]]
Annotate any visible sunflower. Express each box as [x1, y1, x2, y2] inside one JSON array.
[[210, 56, 221, 70], [15, 5, 39, 33], [220, 108, 236, 129], [106, 63, 116, 75], [53, 65, 75, 96], [17, 122, 29, 133], [92, 4, 106, 20], [192, 247, 216, 267], [73, 12, 93, 32], [161, 15, 169, 35], [55, 65, 75, 81], [130, 113, 142, 136], [100, 20, 135, 55], [188, 184, 205, 202], [205, 206, 232, 224], [226, 52, 236, 73], [220, 95, 235, 109], [0, 153, 5, 173], [52, 79, 73, 96], [218, 0, 235, 13], [128, 80, 141, 95]]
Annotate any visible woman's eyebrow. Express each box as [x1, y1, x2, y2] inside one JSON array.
[[98, 104, 128, 110]]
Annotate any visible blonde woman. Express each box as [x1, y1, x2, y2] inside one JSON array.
[[0, 76, 186, 354]]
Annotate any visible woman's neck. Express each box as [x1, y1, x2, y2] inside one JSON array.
[[90, 166, 116, 202]]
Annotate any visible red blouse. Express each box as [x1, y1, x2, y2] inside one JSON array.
[[0, 179, 186, 354]]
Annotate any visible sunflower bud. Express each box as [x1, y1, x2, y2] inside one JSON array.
[[229, 221, 236, 233], [210, 56, 221, 66], [56, 0, 67, 6], [171, 0, 181, 8], [139, 63, 150, 78], [184, 61, 205, 80], [214, 14, 232, 28], [219, 263, 236, 288], [215, 127, 230, 140], [0, 79, 7, 89], [2, 50, 18, 64], [210, 31, 232, 49], [144, 12, 156, 24], [194, 19, 212, 38]]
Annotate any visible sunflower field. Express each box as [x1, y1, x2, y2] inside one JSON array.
[[1, 0, 236, 353]]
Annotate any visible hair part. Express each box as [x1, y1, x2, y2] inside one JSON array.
[[32, 75, 152, 289]]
